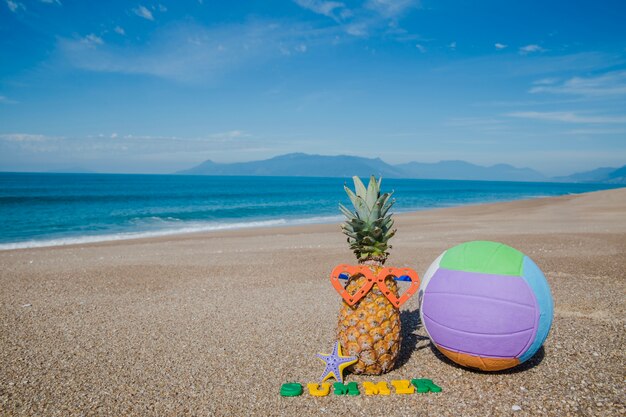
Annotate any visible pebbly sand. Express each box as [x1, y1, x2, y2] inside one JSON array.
[[1, 188, 625, 416]]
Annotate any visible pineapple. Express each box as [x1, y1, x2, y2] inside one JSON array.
[[337, 175, 400, 375]]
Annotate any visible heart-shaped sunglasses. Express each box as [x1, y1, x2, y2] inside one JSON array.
[[330, 264, 420, 308]]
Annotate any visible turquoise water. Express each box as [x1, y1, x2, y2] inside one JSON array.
[[0, 173, 621, 249]]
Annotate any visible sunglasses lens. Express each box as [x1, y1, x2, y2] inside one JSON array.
[[394, 275, 412, 282]]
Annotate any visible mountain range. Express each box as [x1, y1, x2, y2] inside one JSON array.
[[552, 166, 626, 184], [177, 153, 626, 183]]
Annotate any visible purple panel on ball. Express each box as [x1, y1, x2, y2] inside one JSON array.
[[425, 268, 535, 306], [422, 269, 538, 358], [424, 315, 535, 358], [423, 292, 536, 335]]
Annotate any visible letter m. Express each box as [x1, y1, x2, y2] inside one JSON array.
[[363, 381, 391, 396]]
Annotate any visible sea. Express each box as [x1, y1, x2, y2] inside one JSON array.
[[0, 172, 622, 250]]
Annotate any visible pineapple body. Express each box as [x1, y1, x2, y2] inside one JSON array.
[[337, 264, 401, 375]]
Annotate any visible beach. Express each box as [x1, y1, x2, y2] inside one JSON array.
[[1, 188, 625, 416]]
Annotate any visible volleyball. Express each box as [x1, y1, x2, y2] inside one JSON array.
[[419, 241, 554, 371]]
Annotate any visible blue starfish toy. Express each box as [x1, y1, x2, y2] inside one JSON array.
[[316, 341, 358, 383]]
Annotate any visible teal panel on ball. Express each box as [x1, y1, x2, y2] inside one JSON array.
[[518, 256, 554, 362], [440, 241, 525, 276]]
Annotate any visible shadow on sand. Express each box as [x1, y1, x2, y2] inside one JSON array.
[[395, 308, 430, 369]]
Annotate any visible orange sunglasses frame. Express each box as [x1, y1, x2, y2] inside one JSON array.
[[330, 264, 420, 308]]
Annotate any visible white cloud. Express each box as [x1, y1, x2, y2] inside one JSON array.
[[494, 43, 507, 50], [364, 0, 419, 18], [532, 77, 559, 85], [157, 4, 167, 12], [447, 117, 509, 133], [339, 8, 353, 19], [40, 0, 61, 5], [530, 70, 626, 97], [293, 0, 419, 38], [344, 21, 370, 36], [507, 111, 626, 124], [81, 34, 104, 46], [519, 44, 546, 54], [133, 5, 154, 21], [209, 130, 250, 140], [294, 0, 348, 21], [56, 21, 316, 82], [565, 128, 626, 135], [509, 52, 617, 77], [415, 43, 426, 53], [56, 3, 425, 82], [0, 133, 49, 142], [448, 41, 456, 50], [0, 95, 17, 104], [6, 0, 24, 12], [0, 131, 266, 172]]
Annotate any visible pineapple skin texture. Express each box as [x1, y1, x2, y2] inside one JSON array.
[[337, 265, 401, 375]]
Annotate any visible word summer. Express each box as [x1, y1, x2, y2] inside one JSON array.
[[280, 379, 442, 397]]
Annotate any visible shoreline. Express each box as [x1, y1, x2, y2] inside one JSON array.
[[0, 188, 616, 252]]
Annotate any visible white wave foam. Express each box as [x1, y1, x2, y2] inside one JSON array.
[[0, 215, 343, 251]]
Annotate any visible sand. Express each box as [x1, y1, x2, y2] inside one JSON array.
[[1, 188, 625, 416]]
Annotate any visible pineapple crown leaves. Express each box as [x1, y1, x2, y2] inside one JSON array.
[[339, 175, 397, 262]]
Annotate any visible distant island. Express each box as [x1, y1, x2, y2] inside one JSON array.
[[177, 153, 626, 184]]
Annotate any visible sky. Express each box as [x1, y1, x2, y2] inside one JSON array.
[[1, 0, 625, 176]]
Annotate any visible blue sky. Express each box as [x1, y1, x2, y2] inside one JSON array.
[[1, 0, 625, 175]]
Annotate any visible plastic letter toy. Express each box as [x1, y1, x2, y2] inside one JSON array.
[[333, 382, 360, 396], [307, 383, 331, 397], [331, 264, 420, 308], [411, 379, 442, 393], [362, 381, 391, 396], [316, 341, 358, 383], [391, 380, 415, 394], [280, 383, 303, 397]]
